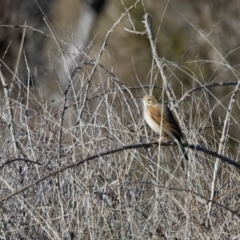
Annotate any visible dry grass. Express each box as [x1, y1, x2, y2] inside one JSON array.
[[1, 3, 240, 240]]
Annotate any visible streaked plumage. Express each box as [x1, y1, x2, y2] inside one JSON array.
[[142, 95, 188, 160]]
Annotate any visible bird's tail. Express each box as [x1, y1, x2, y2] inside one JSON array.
[[163, 129, 189, 161]]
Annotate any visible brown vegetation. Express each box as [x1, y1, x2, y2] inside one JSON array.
[[0, 0, 240, 239]]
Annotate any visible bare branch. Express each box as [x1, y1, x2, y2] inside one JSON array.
[[174, 81, 240, 108], [208, 80, 240, 216], [0, 141, 238, 203], [0, 158, 42, 169]]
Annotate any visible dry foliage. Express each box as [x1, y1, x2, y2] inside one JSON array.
[[0, 1, 240, 239]]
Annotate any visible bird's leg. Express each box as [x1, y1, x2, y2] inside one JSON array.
[[159, 136, 169, 142], [151, 134, 170, 143], [159, 132, 170, 143]]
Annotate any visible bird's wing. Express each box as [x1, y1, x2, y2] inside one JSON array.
[[150, 103, 188, 160], [149, 103, 183, 139], [149, 104, 170, 134], [164, 106, 183, 139], [149, 105, 162, 125]]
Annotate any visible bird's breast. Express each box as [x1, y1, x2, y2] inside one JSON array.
[[144, 108, 161, 135]]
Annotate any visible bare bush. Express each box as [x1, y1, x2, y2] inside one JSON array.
[[0, 1, 240, 239]]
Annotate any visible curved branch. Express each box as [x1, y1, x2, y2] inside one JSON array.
[[174, 81, 239, 108], [0, 141, 238, 203], [0, 158, 42, 169]]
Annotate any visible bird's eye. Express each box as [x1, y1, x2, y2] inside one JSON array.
[[147, 99, 151, 102]]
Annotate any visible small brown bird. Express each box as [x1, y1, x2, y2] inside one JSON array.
[[142, 95, 188, 160]]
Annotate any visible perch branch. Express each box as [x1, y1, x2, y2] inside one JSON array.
[[0, 141, 239, 203]]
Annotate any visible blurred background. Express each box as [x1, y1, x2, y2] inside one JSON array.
[[0, 0, 240, 147]]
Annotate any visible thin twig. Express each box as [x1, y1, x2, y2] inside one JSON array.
[[143, 15, 176, 107], [174, 81, 240, 108], [0, 72, 18, 158], [87, 85, 162, 101], [139, 181, 240, 218], [9, 21, 26, 95], [58, 71, 74, 158], [0, 24, 72, 50], [79, 1, 140, 119], [0, 141, 238, 203], [0, 158, 42, 169], [208, 80, 240, 216]]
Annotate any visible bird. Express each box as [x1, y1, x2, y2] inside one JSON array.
[[142, 95, 188, 161]]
